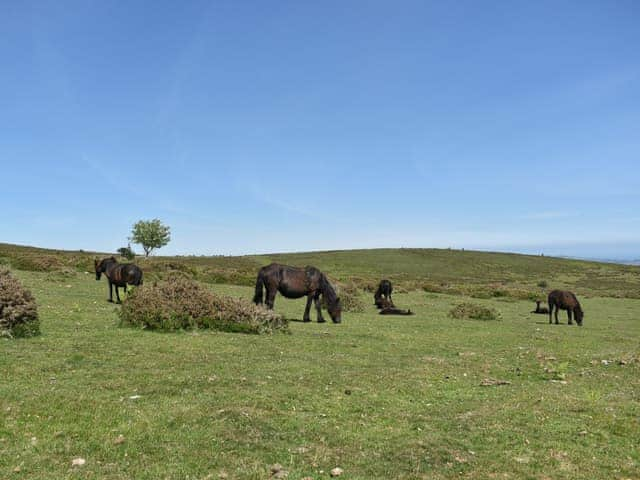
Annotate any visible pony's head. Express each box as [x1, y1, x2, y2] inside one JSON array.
[[95, 257, 116, 280], [94, 258, 103, 280], [320, 274, 343, 324], [574, 306, 584, 326], [327, 296, 343, 324]]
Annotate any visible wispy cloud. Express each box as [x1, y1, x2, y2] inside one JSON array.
[[235, 175, 350, 223]]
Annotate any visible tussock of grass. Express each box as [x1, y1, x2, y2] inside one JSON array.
[[0, 268, 39, 337], [449, 302, 500, 321], [119, 277, 287, 334]]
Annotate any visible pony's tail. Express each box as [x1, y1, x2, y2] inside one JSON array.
[[133, 268, 144, 286], [253, 270, 265, 305]]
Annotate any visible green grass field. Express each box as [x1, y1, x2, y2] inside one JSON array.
[[1, 245, 639, 479]]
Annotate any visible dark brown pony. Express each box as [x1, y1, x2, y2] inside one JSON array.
[[253, 263, 342, 323], [375, 296, 394, 309], [379, 306, 414, 315], [374, 279, 393, 308], [548, 290, 583, 326], [95, 257, 143, 303], [532, 300, 549, 314]]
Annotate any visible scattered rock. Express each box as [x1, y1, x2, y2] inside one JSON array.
[[453, 453, 468, 463], [128, 395, 141, 400], [480, 378, 511, 387], [114, 435, 125, 445], [270, 464, 288, 478], [601, 360, 611, 366], [13, 466, 21, 473], [330, 467, 344, 477], [71, 457, 86, 467]]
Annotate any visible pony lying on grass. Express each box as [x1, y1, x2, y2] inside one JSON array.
[[532, 300, 549, 314], [375, 294, 414, 315]]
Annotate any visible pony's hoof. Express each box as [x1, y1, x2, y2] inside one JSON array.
[[303, 318, 311, 323], [107, 299, 113, 303], [317, 319, 326, 323]]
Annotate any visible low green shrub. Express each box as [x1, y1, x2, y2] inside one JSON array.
[[449, 302, 499, 321], [11, 254, 65, 272], [117, 247, 135, 260], [0, 269, 40, 338], [198, 267, 255, 286], [119, 277, 287, 334]]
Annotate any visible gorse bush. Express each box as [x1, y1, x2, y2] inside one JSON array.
[[119, 277, 287, 334], [0, 269, 39, 338], [333, 281, 365, 313], [449, 302, 499, 321]]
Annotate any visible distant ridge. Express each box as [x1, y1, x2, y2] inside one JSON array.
[[559, 255, 640, 266]]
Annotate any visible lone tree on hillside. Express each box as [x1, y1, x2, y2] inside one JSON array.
[[130, 219, 171, 257]]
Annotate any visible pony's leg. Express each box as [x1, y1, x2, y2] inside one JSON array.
[[314, 293, 326, 323], [554, 307, 559, 324], [124, 284, 128, 293], [567, 310, 573, 325], [114, 285, 121, 303], [303, 295, 313, 322], [108, 282, 113, 302], [265, 287, 276, 310]]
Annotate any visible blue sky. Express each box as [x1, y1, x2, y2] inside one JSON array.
[[1, 1, 639, 258]]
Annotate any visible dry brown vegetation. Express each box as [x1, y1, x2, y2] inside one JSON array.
[[0, 268, 39, 337]]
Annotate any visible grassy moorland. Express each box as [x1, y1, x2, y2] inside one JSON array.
[[1, 243, 639, 479], [2, 243, 640, 299]]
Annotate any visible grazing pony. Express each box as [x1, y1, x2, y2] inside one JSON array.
[[95, 257, 143, 303], [374, 279, 393, 308], [532, 300, 549, 314], [253, 263, 342, 323], [548, 290, 583, 326]]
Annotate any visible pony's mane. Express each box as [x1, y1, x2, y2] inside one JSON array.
[[98, 257, 118, 270], [319, 274, 338, 306]]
